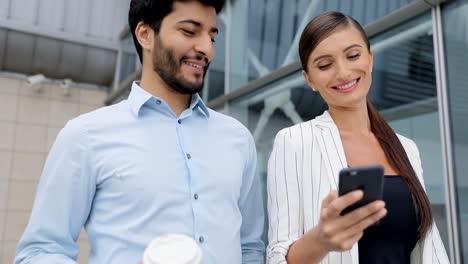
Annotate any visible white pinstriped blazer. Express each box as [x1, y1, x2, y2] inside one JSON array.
[[266, 111, 450, 264]]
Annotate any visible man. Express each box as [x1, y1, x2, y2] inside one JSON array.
[[14, 1, 265, 263]]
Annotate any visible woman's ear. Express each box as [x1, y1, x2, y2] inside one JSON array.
[[302, 70, 317, 92], [135, 21, 153, 51], [369, 49, 374, 73]]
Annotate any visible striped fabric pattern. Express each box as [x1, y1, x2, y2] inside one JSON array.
[[266, 111, 450, 264]]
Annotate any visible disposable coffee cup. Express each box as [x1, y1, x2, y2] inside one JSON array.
[[143, 234, 203, 264]]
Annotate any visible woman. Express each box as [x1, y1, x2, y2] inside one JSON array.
[[267, 11, 449, 264]]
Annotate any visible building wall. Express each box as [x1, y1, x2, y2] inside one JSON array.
[[0, 0, 132, 85], [0, 76, 106, 263]]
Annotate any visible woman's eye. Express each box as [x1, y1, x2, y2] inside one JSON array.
[[318, 64, 332, 70], [348, 54, 361, 60]]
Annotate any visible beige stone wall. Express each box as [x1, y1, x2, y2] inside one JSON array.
[[0, 76, 107, 263]]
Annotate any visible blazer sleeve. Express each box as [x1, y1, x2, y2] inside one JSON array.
[[266, 128, 303, 264]]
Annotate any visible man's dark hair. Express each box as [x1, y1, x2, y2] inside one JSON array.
[[128, 0, 225, 63]]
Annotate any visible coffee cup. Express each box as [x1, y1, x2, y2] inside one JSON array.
[[143, 234, 202, 264]]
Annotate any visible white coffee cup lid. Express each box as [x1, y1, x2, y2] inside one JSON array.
[[143, 234, 202, 264]]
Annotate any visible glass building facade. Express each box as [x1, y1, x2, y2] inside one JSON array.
[[111, 0, 468, 262]]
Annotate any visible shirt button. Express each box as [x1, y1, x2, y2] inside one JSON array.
[[194, 193, 199, 200], [156, 100, 161, 105], [199, 236, 204, 243], [178, 119, 182, 124], [186, 153, 191, 159]]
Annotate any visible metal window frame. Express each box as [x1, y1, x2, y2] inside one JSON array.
[[0, 18, 120, 51], [432, 4, 461, 264], [224, 0, 233, 113]]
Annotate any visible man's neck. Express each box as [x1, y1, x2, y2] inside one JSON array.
[[139, 67, 191, 117]]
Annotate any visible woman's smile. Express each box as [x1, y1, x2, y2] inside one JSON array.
[[332, 77, 360, 93]]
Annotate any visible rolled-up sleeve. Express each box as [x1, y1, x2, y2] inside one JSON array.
[[267, 128, 303, 264], [15, 119, 96, 264], [239, 131, 266, 264]]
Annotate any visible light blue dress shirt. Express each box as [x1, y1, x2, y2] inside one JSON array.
[[15, 82, 265, 264]]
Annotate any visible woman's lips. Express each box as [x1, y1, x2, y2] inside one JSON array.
[[332, 77, 360, 93]]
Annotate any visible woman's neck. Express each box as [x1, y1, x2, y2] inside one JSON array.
[[328, 103, 371, 134]]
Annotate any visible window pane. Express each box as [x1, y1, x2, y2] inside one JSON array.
[[442, 0, 468, 261], [227, 0, 415, 92]]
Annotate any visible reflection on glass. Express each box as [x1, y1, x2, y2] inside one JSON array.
[[203, 15, 227, 101], [443, 0, 468, 261], [228, 0, 414, 92], [226, 11, 450, 250]]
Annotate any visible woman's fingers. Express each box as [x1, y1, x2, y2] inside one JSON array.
[[338, 200, 386, 229], [321, 191, 338, 210], [323, 190, 363, 218], [318, 190, 388, 253], [321, 207, 386, 252], [334, 207, 387, 243], [320, 190, 364, 236]]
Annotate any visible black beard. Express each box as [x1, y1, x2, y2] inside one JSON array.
[[152, 37, 210, 95]]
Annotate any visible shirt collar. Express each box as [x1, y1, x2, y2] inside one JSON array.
[[189, 93, 210, 118], [128, 81, 210, 118], [128, 82, 153, 117]]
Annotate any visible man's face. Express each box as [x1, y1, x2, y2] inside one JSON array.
[[152, 1, 218, 94]]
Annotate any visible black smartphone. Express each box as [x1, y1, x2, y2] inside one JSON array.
[[338, 164, 384, 215]]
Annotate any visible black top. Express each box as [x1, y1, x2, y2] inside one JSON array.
[[358, 176, 420, 264]]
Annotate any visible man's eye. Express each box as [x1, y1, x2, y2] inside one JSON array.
[[182, 29, 194, 35]]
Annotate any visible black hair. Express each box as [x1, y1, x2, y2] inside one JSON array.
[[128, 0, 225, 63]]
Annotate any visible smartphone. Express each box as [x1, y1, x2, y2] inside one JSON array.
[[338, 164, 384, 215]]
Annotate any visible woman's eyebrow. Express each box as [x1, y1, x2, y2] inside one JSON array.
[[312, 44, 363, 63]]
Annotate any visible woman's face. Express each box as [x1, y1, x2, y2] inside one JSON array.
[[303, 26, 373, 110]]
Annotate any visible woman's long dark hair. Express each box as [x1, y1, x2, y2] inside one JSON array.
[[299, 11, 433, 236]]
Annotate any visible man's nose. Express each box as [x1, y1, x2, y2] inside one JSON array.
[[194, 34, 215, 61]]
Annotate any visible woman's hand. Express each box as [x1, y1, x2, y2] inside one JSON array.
[[316, 190, 387, 252], [287, 190, 387, 264]]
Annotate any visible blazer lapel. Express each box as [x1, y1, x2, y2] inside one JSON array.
[[313, 111, 359, 264], [313, 111, 348, 189]]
